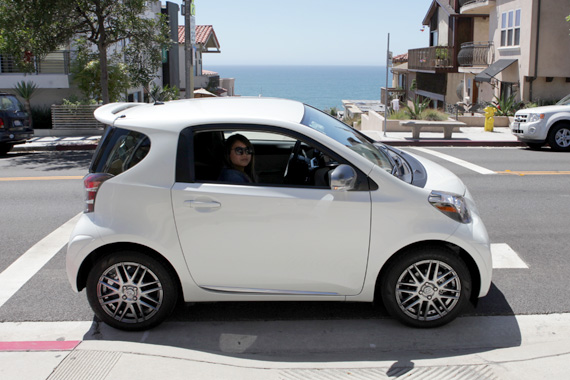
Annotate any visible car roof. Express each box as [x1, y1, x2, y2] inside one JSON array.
[[95, 97, 307, 133]]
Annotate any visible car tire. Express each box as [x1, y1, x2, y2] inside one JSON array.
[[86, 251, 178, 331], [0, 144, 13, 156], [381, 246, 471, 328], [526, 142, 543, 151], [548, 123, 570, 152]]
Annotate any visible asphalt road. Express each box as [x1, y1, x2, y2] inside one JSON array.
[[0, 147, 568, 325]]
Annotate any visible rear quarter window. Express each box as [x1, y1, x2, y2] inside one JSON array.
[[90, 127, 150, 175]]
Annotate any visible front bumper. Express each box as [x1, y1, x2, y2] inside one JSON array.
[[511, 120, 547, 143], [447, 206, 493, 298]]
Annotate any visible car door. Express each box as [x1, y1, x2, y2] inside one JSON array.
[[171, 126, 372, 296]]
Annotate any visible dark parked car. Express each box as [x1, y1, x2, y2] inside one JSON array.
[[0, 92, 33, 155]]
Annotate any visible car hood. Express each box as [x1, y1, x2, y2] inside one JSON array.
[[517, 104, 570, 114], [409, 152, 467, 196]]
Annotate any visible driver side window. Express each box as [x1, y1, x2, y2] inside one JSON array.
[[192, 128, 338, 188]]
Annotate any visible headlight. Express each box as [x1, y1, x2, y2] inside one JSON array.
[[528, 113, 544, 122], [428, 191, 472, 224]]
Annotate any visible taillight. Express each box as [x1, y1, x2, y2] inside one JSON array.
[[0, 118, 4, 129], [84, 173, 114, 213]]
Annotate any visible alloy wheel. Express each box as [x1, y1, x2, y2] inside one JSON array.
[[554, 127, 570, 148], [395, 259, 461, 321], [96, 262, 164, 324]]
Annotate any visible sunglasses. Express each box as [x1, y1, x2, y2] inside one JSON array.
[[233, 147, 254, 156]]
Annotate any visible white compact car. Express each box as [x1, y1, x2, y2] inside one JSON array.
[[66, 97, 492, 331]]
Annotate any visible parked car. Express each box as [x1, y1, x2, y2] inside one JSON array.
[[0, 92, 33, 155], [66, 97, 492, 331], [511, 94, 570, 151]]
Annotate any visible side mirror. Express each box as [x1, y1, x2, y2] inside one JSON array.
[[330, 164, 357, 191]]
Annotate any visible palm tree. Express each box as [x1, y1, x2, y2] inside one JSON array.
[[13, 80, 38, 126]]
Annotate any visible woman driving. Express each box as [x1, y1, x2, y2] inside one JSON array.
[[218, 133, 257, 183]]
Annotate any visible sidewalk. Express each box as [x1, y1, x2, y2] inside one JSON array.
[[1, 313, 569, 380], [11, 126, 524, 153]]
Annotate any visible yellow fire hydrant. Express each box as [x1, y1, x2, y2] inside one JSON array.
[[484, 106, 495, 132]]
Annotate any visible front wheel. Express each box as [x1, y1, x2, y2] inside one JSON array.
[[526, 142, 544, 151], [548, 123, 570, 152], [381, 247, 471, 328], [86, 251, 178, 331]]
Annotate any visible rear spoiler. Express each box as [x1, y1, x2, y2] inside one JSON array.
[[93, 103, 147, 125]]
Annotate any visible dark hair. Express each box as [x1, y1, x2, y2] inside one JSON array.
[[224, 133, 257, 182]]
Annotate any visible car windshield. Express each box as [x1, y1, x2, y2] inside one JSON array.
[[556, 94, 570, 106], [301, 105, 393, 172]]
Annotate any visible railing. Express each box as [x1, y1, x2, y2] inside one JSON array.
[[461, 0, 495, 7], [381, 88, 406, 105], [408, 46, 455, 71], [51, 105, 105, 129], [460, 0, 496, 14], [457, 42, 494, 67], [0, 51, 71, 75]]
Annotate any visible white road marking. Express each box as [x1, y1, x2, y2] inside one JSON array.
[[0, 214, 81, 309], [411, 147, 496, 175], [491, 243, 528, 269]]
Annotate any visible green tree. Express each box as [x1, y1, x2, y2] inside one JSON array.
[[0, 0, 171, 104], [71, 40, 130, 102]]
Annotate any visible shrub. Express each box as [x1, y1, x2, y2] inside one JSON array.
[[420, 109, 448, 121], [31, 106, 53, 129], [405, 97, 430, 120], [388, 109, 410, 120], [492, 94, 521, 116]]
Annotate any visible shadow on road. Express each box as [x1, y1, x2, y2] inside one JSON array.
[[1, 151, 93, 171], [82, 283, 521, 363]]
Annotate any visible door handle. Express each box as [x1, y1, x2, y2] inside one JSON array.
[[184, 200, 221, 209]]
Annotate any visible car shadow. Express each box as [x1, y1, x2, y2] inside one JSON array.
[[81, 283, 521, 363]]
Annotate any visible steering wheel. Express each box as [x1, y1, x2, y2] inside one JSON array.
[[284, 141, 307, 184]]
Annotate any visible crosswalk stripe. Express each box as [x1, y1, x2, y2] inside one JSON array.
[[491, 243, 528, 269], [0, 214, 82, 309], [411, 147, 496, 175]]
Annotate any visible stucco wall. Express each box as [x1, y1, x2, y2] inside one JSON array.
[[490, 0, 570, 102], [474, 17, 490, 43]]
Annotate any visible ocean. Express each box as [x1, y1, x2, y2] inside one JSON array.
[[208, 65, 390, 111]]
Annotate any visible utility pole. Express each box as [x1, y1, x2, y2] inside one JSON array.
[[184, 0, 195, 98], [383, 33, 391, 137]]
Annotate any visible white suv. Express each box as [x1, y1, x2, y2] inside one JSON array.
[[511, 94, 570, 151], [66, 97, 492, 331]]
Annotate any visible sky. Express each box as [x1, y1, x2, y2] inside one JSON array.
[[167, 0, 433, 66]]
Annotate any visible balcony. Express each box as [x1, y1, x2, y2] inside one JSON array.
[[460, 0, 496, 15], [408, 46, 455, 72], [0, 51, 71, 75], [457, 42, 494, 67]]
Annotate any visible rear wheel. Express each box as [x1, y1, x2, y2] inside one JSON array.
[[548, 123, 570, 152], [381, 246, 471, 328], [86, 251, 178, 331], [0, 144, 13, 156]]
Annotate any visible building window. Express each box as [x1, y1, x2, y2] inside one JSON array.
[[501, 9, 521, 47]]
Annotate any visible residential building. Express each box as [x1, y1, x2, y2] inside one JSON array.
[[0, 1, 234, 108], [400, 0, 570, 112], [471, 0, 570, 103], [177, 25, 235, 96]]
